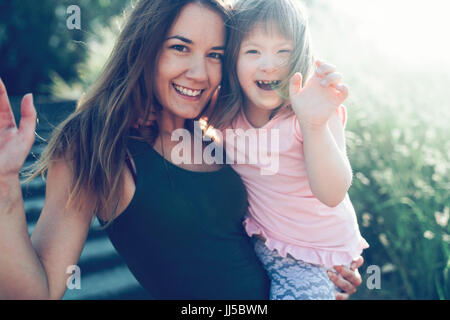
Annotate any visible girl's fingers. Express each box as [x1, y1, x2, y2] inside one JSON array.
[[320, 72, 343, 87], [316, 62, 337, 77], [0, 78, 17, 129], [335, 83, 349, 100]]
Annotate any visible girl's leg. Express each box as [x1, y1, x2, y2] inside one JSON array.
[[253, 237, 335, 300]]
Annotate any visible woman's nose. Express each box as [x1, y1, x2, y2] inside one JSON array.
[[185, 56, 208, 82]]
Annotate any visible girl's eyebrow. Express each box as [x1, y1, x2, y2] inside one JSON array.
[[166, 35, 225, 51], [241, 40, 292, 48]]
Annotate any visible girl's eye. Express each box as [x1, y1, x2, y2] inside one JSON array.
[[246, 49, 259, 54], [208, 52, 224, 61], [170, 44, 188, 52], [278, 49, 291, 54]]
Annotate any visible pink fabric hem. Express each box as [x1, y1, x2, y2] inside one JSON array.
[[244, 218, 369, 268]]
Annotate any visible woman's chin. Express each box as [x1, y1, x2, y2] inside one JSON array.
[[173, 107, 204, 121]]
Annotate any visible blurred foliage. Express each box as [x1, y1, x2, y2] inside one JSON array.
[[307, 0, 450, 299], [346, 72, 450, 299], [50, 13, 124, 100], [0, 0, 129, 95]]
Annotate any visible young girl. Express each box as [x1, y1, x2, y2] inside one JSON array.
[[209, 0, 369, 300]]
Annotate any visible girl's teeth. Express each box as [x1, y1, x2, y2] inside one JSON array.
[[257, 80, 279, 85]]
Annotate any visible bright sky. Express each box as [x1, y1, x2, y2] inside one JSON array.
[[324, 0, 450, 67]]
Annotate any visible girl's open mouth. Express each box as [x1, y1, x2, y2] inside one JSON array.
[[256, 80, 281, 91]]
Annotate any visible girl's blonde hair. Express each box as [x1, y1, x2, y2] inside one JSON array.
[[27, 0, 232, 227], [209, 0, 315, 129]]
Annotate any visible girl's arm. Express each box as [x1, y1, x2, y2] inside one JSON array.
[[290, 61, 352, 207], [300, 109, 352, 207]]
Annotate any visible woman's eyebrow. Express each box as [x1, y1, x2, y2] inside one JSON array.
[[166, 35, 224, 51], [166, 35, 192, 43]]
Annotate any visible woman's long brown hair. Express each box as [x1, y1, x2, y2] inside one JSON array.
[[26, 0, 231, 227]]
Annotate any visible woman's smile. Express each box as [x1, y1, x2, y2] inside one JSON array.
[[172, 83, 204, 99]]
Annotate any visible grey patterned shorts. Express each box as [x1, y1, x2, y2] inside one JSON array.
[[253, 237, 337, 300]]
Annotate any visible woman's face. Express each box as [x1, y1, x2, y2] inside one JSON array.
[[155, 3, 225, 120]]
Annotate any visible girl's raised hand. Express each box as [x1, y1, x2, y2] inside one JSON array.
[[0, 79, 37, 178], [289, 60, 348, 129]]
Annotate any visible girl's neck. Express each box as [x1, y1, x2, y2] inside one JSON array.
[[243, 102, 274, 128], [244, 103, 278, 128]]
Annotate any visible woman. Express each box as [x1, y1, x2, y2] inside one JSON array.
[[0, 0, 362, 299]]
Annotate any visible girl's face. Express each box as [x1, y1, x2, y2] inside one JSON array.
[[237, 23, 293, 112], [155, 3, 225, 120]]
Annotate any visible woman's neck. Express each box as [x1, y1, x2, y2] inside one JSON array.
[[156, 108, 186, 135]]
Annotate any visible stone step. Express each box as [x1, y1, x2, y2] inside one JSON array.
[[21, 176, 46, 199]]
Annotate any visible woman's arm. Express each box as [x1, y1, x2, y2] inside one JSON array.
[[0, 161, 95, 299], [0, 80, 94, 299]]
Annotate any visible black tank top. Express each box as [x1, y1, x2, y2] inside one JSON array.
[[99, 138, 269, 299]]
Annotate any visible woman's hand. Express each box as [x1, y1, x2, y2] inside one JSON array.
[[328, 256, 364, 300], [0, 79, 37, 178], [289, 60, 348, 130]]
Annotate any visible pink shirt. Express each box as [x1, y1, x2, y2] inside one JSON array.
[[223, 106, 369, 268]]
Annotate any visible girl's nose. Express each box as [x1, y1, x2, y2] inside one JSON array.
[[185, 56, 208, 82], [259, 54, 280, 73]]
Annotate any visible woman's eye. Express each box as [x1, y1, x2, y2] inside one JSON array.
[[246, 50, 259, 54], [278, 49, 291, 54], [208, 52, 223, 60], [170, 45, 188, 52]]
